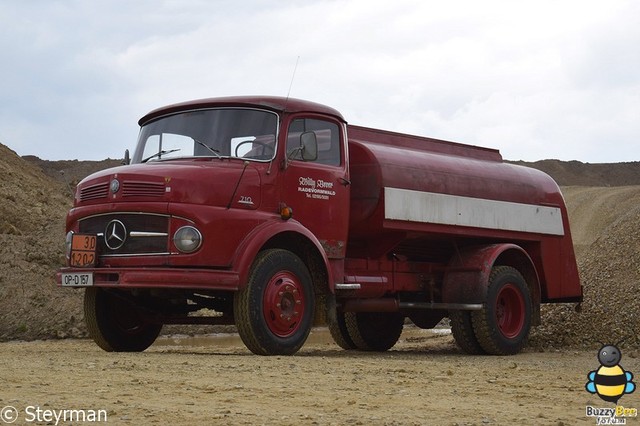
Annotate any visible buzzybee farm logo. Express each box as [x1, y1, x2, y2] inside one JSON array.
[[585, 343, 637, 424]]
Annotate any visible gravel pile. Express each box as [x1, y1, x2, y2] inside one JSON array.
[[530, 202, 640, 350]]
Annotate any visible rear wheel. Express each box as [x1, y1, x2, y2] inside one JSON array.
[[328, 309, 357, 350], [234, 249, 314, 355], [450, 310, 486, 354], [84, 287, 162, 352], [472, 266, 532, 355], [345, 312, 404, 351]]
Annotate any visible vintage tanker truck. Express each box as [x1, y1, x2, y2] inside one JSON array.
[[57, 96, 582, 356]]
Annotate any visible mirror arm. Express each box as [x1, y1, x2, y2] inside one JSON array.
[[282, 146, 303, 170]]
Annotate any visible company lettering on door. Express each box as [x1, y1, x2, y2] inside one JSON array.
[[298, 177, 336, 200]]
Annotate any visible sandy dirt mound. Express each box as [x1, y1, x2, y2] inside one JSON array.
[[509, 159, 640, 186], [22, 155, 122, 188], [0, 144, 85, 340], [561, 186, 640, 256]]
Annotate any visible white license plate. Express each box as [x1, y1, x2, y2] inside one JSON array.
[[61, 273, 94, 287]]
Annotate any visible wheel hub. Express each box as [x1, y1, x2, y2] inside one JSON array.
[[495, 283, 525, 339], [263, 272, 305, 337]]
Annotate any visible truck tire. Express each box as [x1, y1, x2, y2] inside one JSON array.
[[471, 266, 532, 355], [328, 310, 357, 350], [234, 249, 314, 355], [84, 287, 162, 352], [344, 312, 404, 351], [449, 310, 486, 355]]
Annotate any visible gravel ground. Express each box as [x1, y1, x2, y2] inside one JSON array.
[[3, 329, 635, 426]]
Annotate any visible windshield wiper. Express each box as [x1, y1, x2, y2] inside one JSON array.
[[193, 138, 223, 160], [142, 148, 181, 163]]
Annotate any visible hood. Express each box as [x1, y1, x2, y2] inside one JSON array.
[[75, 160, 261, 209]]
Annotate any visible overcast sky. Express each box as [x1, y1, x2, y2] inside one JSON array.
[[1, 0, 638, 162]]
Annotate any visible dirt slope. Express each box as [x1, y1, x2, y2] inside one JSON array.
[[560, 186, 640, 256], [509, 159, 640, 186], [530, 185, 640, 348], [0, 144, 86, 340]]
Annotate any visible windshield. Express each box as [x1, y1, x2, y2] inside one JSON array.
[[132, 108, 279, 163]]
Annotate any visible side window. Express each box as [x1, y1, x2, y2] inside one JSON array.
[[287, 118, 341, 166]]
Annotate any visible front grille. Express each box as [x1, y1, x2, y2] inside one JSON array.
[[123, 181, 165, 197], [79, 213, 169, 256], [79, 182, 109, 201]]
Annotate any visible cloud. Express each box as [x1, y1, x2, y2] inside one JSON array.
[[0, 0, 638, 162]]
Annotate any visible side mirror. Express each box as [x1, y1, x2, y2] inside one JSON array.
[[122, 149, 130, 165], [300, 131, 317, 161]]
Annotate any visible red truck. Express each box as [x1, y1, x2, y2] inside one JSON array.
[[57, 96, 582, 356]]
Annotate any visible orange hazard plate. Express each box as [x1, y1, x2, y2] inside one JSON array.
[[69, 234, 97, 267]]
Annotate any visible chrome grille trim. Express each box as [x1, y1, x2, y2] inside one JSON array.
[[80, 212, 170, 219], [129, 231, 169, 237]]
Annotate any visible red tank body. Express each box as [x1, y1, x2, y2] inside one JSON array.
[[346, 125, 580, 301], [57, 96, 582, 356]]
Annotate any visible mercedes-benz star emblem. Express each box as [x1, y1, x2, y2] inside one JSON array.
[[110, 178, 120, 194], [104, 219, 127, 250]]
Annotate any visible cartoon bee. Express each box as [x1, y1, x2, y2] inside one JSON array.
[[586, 344, 636, 403]]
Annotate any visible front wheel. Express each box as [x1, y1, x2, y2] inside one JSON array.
[[472, 266, 532, 355], [84, 288, 162, 352], [234, 249, 315, 355]]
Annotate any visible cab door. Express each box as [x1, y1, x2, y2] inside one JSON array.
[[281, 115, 350, 259]]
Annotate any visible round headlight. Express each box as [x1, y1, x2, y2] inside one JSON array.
[[65, 231, 74, 260], [173, 226, 202, 253]]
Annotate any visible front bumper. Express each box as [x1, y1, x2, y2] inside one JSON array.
[[56, 267, 239, 290]]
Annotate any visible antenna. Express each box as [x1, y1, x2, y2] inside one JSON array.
[[285, 56, 300, 103], [278, 56, 300, 174]]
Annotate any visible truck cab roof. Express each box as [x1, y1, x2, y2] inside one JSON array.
[[139, 96, 346, 126]]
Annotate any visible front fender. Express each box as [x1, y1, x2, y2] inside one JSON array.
[[231, 218, 333, 290]]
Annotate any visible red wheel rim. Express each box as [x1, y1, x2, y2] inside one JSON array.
[[262, 271, 305, 337], [495, 283, 525, 339]]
